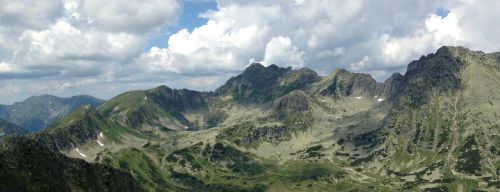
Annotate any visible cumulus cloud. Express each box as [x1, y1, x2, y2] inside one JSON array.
[[139, 0, 445, 77], [261, 36, 304, 68], [350, 56, 371, 71], [139, 0, 500, 80], [2, 0, 500, 104], [0, 0, 63, 29], [80, 0, 180, 33], [16, 20, 145, 66]]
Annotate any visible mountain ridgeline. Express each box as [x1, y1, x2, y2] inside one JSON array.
[[0, 117, 27, 140], [1, 46, 499, 191], [0, 95, 104, 132]]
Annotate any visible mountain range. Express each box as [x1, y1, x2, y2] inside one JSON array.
[[0, 95, 104, 132], [0, 46, 499, 191]]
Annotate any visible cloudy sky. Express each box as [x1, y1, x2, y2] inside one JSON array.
[[1, 0, 500, 104]]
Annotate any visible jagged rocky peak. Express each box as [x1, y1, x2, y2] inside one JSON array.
[[243, 63, 292, 74], [406, 46, 467, 74], [239, 63, 292, 88], [381, 72, 404, 100], [215, 63, 294, 103], [396, 46, 480, 107], [320, 68, 381, 98]]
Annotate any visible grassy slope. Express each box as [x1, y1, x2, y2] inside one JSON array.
[[37, 47, 499, 192]]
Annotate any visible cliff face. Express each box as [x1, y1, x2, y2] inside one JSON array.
[[319, 69, 381, 98]]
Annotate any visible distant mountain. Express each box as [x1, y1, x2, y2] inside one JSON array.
[[0, 118, 27, 139], [0, 95, 104, 132], [4, 46, 499, 191], [0, 136, 144, 192]]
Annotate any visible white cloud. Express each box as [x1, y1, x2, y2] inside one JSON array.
[[0, 0, 63, 29], [350, 56, 371, 71], [13, 20, 145, 75], [80, 0, 180, 33], [379, 12, 463, 66], [261, 36, 304, 68], [0, 62, 12, 72], [139, 0, 444, 77], [139, 47, 177, 73], [3, 0, 500, 104]]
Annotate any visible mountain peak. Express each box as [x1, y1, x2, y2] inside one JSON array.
[[435, 45, 480, 56], [215, 63, 295, 103], [243, 63, 291, 74], [320, 69, 380, 98], [246, 62, 265, 69], [151, 85, 172, 92]]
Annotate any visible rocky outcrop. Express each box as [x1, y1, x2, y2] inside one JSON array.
[[320, 69, 381, 98], [381, 73, 404, 100], [275, 91, 310, 114]]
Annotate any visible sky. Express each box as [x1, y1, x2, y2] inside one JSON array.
[[1, 0, 500, 104]]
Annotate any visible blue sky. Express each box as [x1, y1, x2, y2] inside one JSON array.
[[435, 7, 450, 18], [1, 0, 500, 104], [146, 0, 217, 50]]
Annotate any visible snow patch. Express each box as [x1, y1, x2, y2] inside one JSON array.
[[354, 96, 363, 99], [377, 98, 385, 102], [144, 96, 148, 101], [0, 133, 4, 136], [184, 126, 189, 129], [97, 140, 104, 147], [111, 106, 120, 113], [374, 95, 378, 98], [75, 148, 88, 158], [97, 132, 105, 146]]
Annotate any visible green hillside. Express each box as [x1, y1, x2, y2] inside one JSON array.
[[3, 46, 499, 191]]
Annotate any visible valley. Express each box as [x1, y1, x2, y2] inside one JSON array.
[[1, 46, 499, 191]]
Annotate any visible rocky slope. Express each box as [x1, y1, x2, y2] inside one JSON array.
[[3, 46, 499, 191], [0, 136, 144, 192]]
